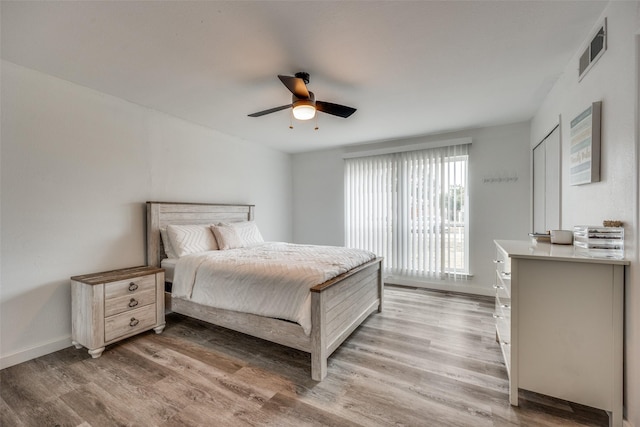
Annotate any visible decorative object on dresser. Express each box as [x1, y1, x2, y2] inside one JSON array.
[[573, 225, 624, 259], [71, 266, 165, 358], [549, 229, 573, 244], [146, 201, 384, 381], [493, 240, 628, 427]]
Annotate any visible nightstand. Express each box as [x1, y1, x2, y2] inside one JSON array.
[[71, 266, 165, 358]]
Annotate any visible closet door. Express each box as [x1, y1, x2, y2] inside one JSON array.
[[532, 126, 560, 233]]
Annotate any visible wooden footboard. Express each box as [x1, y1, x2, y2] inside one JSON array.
[[310, 258, 384, 380], [166, 257, 383, 381]]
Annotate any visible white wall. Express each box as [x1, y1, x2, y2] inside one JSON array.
[[292, 148, 346, 247], [292, 122, 531, 296], [0, 61, 293, 368], [530, 2, 639, 425]]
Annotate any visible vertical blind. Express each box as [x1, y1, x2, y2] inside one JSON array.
[[345, 144, 469, 279]]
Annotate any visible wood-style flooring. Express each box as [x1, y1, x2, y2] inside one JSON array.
[[1, 286, 609, 426]]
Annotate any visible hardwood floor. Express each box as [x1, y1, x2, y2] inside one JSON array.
[[1, 286, 609, 426]]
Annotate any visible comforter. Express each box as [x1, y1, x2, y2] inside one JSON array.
[[171, 242, 376, 335]]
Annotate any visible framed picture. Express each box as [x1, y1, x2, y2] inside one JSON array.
[[569, 101, 601, 185]]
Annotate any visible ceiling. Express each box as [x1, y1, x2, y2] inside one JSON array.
[[1, 1, 608, 153]]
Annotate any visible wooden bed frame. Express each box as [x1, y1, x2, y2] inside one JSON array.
[[146, 201, 383, 380]]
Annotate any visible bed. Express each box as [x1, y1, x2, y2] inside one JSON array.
[[146, 201, 383, 380]]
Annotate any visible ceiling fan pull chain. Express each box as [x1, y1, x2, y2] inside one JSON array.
[[315, 114, 319, 131], [289, 110, 294, 129]]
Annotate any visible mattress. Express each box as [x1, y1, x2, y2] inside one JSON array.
[[171, 242, 376, 335], [161, 258, 178, 283]]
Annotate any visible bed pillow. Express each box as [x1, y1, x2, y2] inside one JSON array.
[[166, 224, 219, 257], [229, 221, 264, 245], [211, 221, 264, 250], [160, 227, 178, 259], [210, 224, 243, 250]]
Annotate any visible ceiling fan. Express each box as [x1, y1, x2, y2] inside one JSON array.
[[248, 72, 356, 120]]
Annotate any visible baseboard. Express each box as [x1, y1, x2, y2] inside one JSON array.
[[385, 276, 495, 297], [0, 336, 72, 370]]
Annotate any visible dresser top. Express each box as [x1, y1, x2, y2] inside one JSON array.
[[494, 240, 629, 265], [71, 265, 164, 285]]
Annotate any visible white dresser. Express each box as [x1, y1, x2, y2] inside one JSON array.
[[493, 240, 628, 427]]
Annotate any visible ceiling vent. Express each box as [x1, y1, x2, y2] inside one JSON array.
[[579, 18, 607, 81]]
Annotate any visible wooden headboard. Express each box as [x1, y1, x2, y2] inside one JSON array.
[[146, 201, 255, 267]]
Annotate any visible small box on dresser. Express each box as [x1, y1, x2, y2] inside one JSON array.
[[71, 266, 165, 358]]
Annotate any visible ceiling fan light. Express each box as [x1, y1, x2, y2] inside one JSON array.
[[292, 102, 316, 120]]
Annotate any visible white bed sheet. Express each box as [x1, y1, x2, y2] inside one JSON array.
[[171, 242, 376, 335], [161, 258, 178, 283]]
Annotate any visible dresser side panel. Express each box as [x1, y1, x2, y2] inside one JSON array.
[[155, 271, 165, 327], [517, 259, 614, 410], [71, 281, 105, 349]]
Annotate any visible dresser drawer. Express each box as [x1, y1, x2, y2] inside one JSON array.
[[104, 288, 156, 317], [104, 304, 157, 343], [496, 294, 511, 318], [494, 276, 510, 299], [496, 271, 511, 297], [497, 328, 511, 376], [104, 274, 156, 300], [494, 246, 511, 275], [495, 295, 511, 343]]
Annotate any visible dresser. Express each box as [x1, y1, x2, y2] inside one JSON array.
[[71, 266, 165, 358], [493, 240, 627, 427]]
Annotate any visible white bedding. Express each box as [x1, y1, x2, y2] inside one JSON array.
[[172, 242, 376, 335], [161, 258, 178, 283]]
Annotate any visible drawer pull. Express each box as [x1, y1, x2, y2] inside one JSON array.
[[492, 259, 504, 264], [129, 317, 139, 327], [128, 282, 138, 292], [493, 284, 504, 290], [501, 272, 511, 278], [492, 313, 503, 319], [501, 304, 510, 309], [501, 341, 510, 346], [128, 298, 139, 308]]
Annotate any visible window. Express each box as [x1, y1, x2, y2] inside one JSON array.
[[345, 144, 469, 279]]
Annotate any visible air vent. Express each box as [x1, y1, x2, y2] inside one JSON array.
[[579, 18, 607, 81]]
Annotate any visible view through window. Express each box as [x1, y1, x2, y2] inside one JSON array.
[[345, 144, 469, 279]]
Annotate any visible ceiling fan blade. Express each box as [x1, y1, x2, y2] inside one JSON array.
[[248, 104, 292, 117], [316, 101, 357, 118], [278, 75, 310, 99]]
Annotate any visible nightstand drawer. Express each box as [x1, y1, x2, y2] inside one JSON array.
[[104, 288, 156, 317], [104, 274, 155, 300], [105, 304, 156, 343]]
